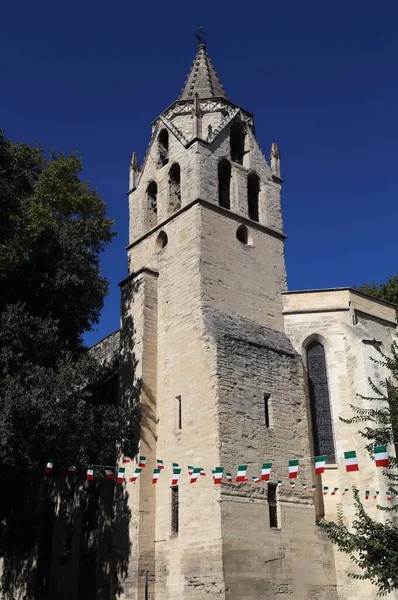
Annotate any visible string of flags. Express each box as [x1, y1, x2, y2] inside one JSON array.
[[43, 446, 397, 500]]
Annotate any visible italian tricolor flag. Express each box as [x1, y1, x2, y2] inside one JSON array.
[[138, 456, 146, 468], [342, 488, 349, 496], [188, 466, 194, 476], [374, 445, 389, 468], [173, 462, 179, 469], [301, 483, 307, 491], [45, 462, 53, 473], [365, 490, 370, 500], [129, 468, 142, 483], [199, 468, 206, 477], [152, 468, 161, 484], [123, 456, 131, 464], [171, 468, 181, 486], [190, 468, 201, 484], [86, 467, 94, 481], [236, 465, 248, 482], [386, 491, 393, 501], [288, 459, 299, 479], [105, 469, 115, 480], [344, 450, 359, 472], [212, 467, 223, 484], [309, 485, 317, 493], [289, 481, 295, 489], [117, 467, 125, 483], [277, 480, 282, 488], [226, 473, 232, 483], [157, 459, 164, 470], [66, 466, 76, 476], [315, 455, 326, 475], [331, 488, 338, 496], [252, 476, 261, 483], [261, 463, 272, 481], [373, 490, 380, 500], [323, 486, 329, 496]]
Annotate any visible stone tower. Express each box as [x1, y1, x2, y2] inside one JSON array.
[[120, 43, 339, 599]]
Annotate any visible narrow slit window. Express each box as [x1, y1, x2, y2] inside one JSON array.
[[176, 395, 182, 430], [171, 486, 179, 535], [264, 394, 271, 428], [268, 483, 278, 528]]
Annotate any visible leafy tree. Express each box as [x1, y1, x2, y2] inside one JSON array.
[[0, 131, 136, 558], [319, 342, 398, 595], [357, 274, 398, 317]]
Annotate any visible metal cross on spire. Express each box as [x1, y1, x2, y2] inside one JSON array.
[[195, 26, 206, 46]]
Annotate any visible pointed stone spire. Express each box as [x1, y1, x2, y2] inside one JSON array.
[[270, 141, 281, 179], [180, 44, 227, 100], [129, 151, 139, 191]]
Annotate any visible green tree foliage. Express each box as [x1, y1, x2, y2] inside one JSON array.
[[357, 274, 398, 317], [319, 343, 398, 595], [0, 131, 136, 557]]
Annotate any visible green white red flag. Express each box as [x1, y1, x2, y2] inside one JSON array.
[[341, 488, 349, 496], [323, 486, 329, 496], [261, 463, 272, 481], [105, 469, 114, 480], [277, 480, 282, 488], [288, 459, 299, 479], [123, 456, 131, 464], [226, 473, 232, 483], [172, 462, 179, 468], [331, 488, 338, 496], [315, 455, 326, 475], [386, 491, 393, 501], [301, 483, 307, 491], [129, 468, 142, 483], [45, 462, 53, 473], [188, 466, 194, 476], [171, 468, 181, 486], [309, 485, 317, 493], [117, 468, 125, 483], [157, 459, 164, 470], [138, 456, 146, 468], [152, 468, 161, 484], [236, 465, 248, 482], [373, 490, 380, 500], [252, 476, 261, 483], [199, 468, 206, 477], [365, 490, 369, 500], [86, 468, 94, 481], [190, 468, 201, 484], [344, 450, 359, 472], [212, 467, 223, 484], [289, 481, 295, 489], [374, 445, 389, 468]]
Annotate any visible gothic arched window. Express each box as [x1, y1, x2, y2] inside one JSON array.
[[306, 341, 336, 463], [158, 129, 169, 167], [146, 181, 158, 229], [247, 172, 260, 222], [168, 163, 181, 213], [218, 159, 231, 209]]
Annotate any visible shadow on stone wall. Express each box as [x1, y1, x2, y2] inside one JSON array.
[[1, 279, 142, 599]]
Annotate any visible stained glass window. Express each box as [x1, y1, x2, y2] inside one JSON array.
[[307, 341, 336, 463]]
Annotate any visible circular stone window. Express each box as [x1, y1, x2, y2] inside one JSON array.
[[236, 224, 252, 245], [155, 230, 168, 252]]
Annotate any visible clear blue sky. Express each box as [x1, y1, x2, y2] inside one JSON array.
[[2, 0, 397, 346]]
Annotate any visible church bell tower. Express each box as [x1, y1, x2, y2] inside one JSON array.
[[120, 41, 338, 600]]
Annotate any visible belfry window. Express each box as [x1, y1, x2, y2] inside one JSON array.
[[218, 159, 231, 210], [146, 181, 158, 229], [247, 172, 260, 222], [158, 129, 169, 167], [230, 122, 246, 164], [306, 341, 336, 463], [169, 163, 181, 212]]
